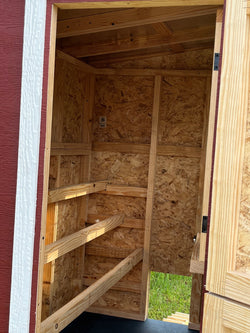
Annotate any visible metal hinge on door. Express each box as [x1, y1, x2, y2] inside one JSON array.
[[214, 53, 220, 71]]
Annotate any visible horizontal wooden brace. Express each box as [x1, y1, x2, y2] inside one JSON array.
[[50, 142, 91, 156], [57, 6, 218, 38], [100, 184, 147, 198], [44, 214, 124, 264], [56, 1, 224, 10], [56, 49, 96, 73], [93, 142, 201, 158], [40, 248, 143, 333], [95, 68, 211, 77], [48, 181, 108, 203], [87, 214, 145, 229]]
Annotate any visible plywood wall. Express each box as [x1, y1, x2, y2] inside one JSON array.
[[85, 48, 213, 317], [151, 75, 208, 275]]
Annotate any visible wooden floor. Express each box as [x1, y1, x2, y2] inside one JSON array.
[[62, 312, 198, 333]]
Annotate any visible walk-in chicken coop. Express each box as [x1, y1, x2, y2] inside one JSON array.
[[27, 2, 249, 333]]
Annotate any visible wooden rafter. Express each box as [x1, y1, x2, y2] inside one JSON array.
[[60, 25, 215, 58], [44, 214, 124, 264], [141, 76, 162, 318], [152, 22, 184, 52], [57, 6, 218, 38], [40, 248, 143, 333]]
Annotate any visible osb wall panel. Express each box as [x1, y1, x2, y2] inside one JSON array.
[[236, 101, 250, 273], [84, 256, 142, 283], [91, 290, 141, 313], [150, 75, 207, 275], [42, 57, 88, 317], [91, 151, 149, 187], [52, 57, 86, 143], [93, 75, 154, 144], [88, 194, 146, 220], [150, 156, 201, 275], [158, 76, 206, 147]]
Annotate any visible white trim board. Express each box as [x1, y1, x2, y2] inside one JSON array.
[[9, 0, 47, 332]]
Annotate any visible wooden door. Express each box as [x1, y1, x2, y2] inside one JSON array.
[[203, 0, 250, 332]]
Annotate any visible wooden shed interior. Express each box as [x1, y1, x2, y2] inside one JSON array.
[[37, 4, 224, 333]]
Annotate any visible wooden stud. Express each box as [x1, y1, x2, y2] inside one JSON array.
[[47, 181, 108, 204], [50, 142, 91, 156], [35, 6, 58, 332], [44, 214, 124, 263], [140, 76, 162, 319], [202, 8, 223, 219], [57, 6, 218, 38], [189, 273, 203, 330], [40, 248, 143, 333]]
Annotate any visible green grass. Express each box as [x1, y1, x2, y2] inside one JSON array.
[[148, 272, 192, 320]]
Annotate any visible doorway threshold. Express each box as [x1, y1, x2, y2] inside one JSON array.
[[62, 312, 198, 333]]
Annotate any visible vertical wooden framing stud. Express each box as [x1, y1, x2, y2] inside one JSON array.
[[36, 5, 58, 333], [140, 75, 162, 319], [202, 8, 223, 218]]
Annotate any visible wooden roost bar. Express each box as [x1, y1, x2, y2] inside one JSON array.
[[35, 4, 230, 333]]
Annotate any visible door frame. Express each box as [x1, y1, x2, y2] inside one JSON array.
[[9, 1, 225, 332]]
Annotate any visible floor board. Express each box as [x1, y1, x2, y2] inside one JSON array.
[[62, 312, 198, 333]]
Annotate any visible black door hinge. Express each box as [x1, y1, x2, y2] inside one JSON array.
[[214, 53, 220, 71], [202, 216, 208, 233]]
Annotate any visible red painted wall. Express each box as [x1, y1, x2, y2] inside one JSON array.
[[0, 1, 25, 332]]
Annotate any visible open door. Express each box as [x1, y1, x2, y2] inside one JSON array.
[[203, 1, 250, 332]]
